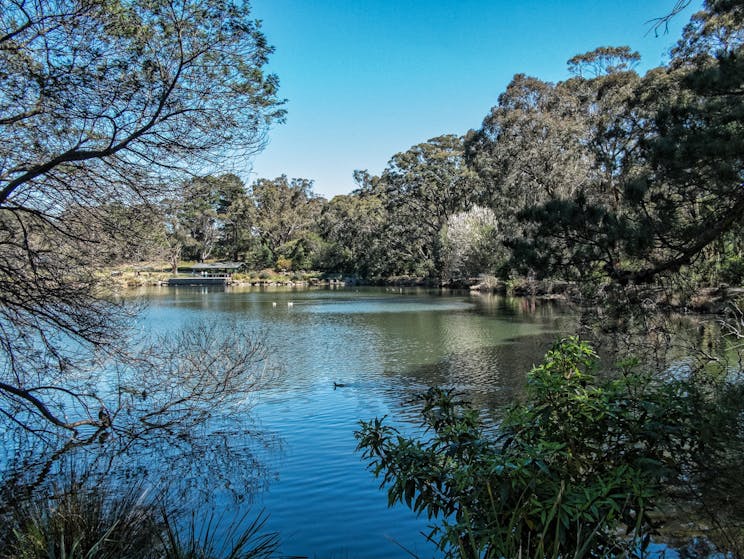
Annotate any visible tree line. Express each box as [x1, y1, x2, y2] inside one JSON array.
[[122, 0, 742, 292]]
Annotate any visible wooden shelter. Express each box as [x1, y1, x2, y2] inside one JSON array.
[[167, 262, 245, 286]]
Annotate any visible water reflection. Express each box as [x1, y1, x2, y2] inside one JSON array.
[[0, 398, 279, 507], [397, 332, 570, 412], [2, 287, 651, 559]]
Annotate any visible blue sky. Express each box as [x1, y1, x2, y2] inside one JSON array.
[[248, 1, 702, 199]]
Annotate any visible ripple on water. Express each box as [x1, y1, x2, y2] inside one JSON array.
[[297, 297, 475, 315], [129, 287, 575, 558]]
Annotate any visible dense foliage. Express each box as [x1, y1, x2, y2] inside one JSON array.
[[120, 1, 742, 292], [357, 337, 744, 559], [504, 2, 744, 286]]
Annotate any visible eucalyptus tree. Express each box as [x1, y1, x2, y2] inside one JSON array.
[[250, 176, 324, 269], [566, 47, 645, 211], [467, 43, 680, 283], [160, 196, 190, 275], [464, 73, 595, 281], [177, 173, 252, 262], [179, 177, 221, 263], [511, 1, 744, 285], [317, 187, 387, 277], [467, 46, 646, 215], [441, 206, 503, 281], [501, 48, 650, 282], [381, 135, 478, 280], [465, 74, 590, 220], [219, 178, 257, 262], [567, 45, 641, 77], [0, 0, 285, 438]]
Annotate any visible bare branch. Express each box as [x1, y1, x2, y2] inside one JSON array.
[[647, 1, 693, 36]]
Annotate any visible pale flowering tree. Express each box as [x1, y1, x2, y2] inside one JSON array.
[[441, 206, 503, 281]]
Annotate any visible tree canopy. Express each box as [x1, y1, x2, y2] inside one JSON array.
[[0, 0, 285, 437], [64, 1, 742, 295], [498, 1, 744, 285]]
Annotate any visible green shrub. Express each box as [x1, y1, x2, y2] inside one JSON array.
[[356, 337, 740, 559], [274, 257, 291, 272]]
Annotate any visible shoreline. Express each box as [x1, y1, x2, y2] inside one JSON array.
[[104, 266, 743, 315]]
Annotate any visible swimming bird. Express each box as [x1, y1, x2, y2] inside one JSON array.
[[333, 382, 346, 389], [272, 301, 277, 307], [287, 301, 294, 307]]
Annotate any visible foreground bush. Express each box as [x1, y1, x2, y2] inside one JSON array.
[[356, 337, 742, 559]]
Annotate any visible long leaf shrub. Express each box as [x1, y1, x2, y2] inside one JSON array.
[[356, 337, 743, 559]]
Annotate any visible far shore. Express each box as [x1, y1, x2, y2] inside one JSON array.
[[103, 263, 743, 316]]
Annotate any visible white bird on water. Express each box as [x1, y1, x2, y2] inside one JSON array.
[[287, 301, 294, 307], [272, 301, 277, 307]]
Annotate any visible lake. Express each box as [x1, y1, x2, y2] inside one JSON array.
[[137, 286, 576, 559]]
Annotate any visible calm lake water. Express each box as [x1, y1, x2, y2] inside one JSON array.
[[136, 286, 576, 559]]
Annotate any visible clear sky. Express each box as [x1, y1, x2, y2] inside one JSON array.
[[248, 0, 703, 199]]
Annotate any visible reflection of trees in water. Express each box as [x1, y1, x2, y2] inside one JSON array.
[[367, 296, 578, 414], [366, 296, 736, 421], [469, 293, 574, 322], [0, 322, 284, 530], [0, 404, 280, 516], [392, 332, 569, 414], [574, 300, 738, 382], [0, 319, 277, 444]]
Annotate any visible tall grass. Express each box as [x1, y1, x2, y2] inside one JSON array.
[[160, 510, 280, 559], [0, 477, 285, 559]]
